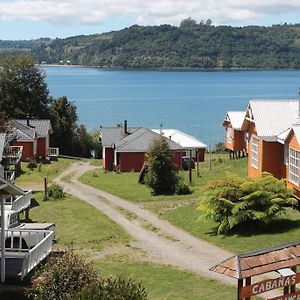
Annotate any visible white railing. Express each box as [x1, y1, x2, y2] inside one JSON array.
[[3, 170, 15, 182], [21, 230, 54, 280], [11, 190, 31, 212], [49, 147, 59, 157], [3, 146, 23, 165]]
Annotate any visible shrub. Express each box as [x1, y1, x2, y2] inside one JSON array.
[[175, 177, 191, 195], [198, 173, 298, 234], [26, 251, 98, 300], [26, 250, 147, 300], [73, 277, 147, 300], [27, 158, 38, 170], [48, 183, 65, 200]]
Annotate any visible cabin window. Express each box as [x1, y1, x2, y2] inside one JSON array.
[[288, 148, 300, 186], [226, 127, 232, 144], [251, 136, 259, 169]]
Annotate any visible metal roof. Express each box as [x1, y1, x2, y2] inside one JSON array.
[[210, 242, 300, 280], [223, 111, 246, 130], [15, 119, 52, 137], [151, 129, 207, 149], [0, 133, 6, 162], [116, 128, 183, 152], [101, 127, 140, 147], [242, 100, 299, 141]]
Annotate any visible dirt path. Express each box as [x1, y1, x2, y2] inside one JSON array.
[[54, 161, 279, 298]]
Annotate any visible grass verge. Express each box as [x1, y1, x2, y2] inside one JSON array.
[[28, 192, 129, 250]]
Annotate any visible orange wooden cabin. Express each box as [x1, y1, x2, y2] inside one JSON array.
[[223, 111, 247, 158]]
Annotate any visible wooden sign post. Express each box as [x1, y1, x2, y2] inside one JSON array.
[[210, 242, 300, 300]]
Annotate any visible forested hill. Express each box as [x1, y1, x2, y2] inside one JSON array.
[[2, 22, 300, 69]]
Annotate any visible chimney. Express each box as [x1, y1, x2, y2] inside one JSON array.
[[124, 120, 128, 134], [26, 115, 30, 126]]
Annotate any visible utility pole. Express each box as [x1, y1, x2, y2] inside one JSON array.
[[209, 146, 212, 171]]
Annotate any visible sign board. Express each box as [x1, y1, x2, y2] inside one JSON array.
[[240, 273, 300, 298], [267, 291, 300, 300]]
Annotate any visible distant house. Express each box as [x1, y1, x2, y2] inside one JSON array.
[[101, 123, 183, 172], [9, 119, 58, 160], [227, 98, 300, 199], [151, 129, 207, 162], [222, 111, 247, 158]]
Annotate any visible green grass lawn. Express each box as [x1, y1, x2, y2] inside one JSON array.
[[80, 154, 248, 203], [162, 203, 300, 254], [15, 156, 83, 188], [28, 192, 129, 250], [94, 258, 262, 300]]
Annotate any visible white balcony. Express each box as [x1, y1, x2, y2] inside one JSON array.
[[2, 146, 23, 165], [48, 147, 59, 157]]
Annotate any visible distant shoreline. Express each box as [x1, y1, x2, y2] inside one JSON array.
[[40, 64, 300, 72]]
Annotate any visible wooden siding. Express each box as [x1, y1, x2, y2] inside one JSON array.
[[119, 152, 145, 172], [37, 137, 46, 157], [261, 141, 284, 179], [225, 125, 246, 152], [103, 147, 114, 170], [11, 141, 33, 161]]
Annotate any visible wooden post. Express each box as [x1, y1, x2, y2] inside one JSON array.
[[189, 149, 192, 185], [209, 146, 212, 171], [196, 149, 200, 177], [290, 266, 297, 293], [237, 279, 243, 300], [25, 207, 30, 220], [1, 195, 6, 283], [245, 277, 251, 300], [44, 176, 48, 200]]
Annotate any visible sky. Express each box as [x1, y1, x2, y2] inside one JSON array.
[[1, 0, 300, 40]]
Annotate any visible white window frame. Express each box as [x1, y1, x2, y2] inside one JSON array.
[[251, 136, 259, 169], [226, 127, 232, 144], [288, 147, 300, 186]]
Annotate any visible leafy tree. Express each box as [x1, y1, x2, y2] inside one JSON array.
[[180, 17, 197, 28], [74, 124, 94, 158], [145, 137, 179, 195], [0, 55, 50, 118], [198, 173, 298, 234], [0, 111, 9, 133], [49, 96, 78, 155]]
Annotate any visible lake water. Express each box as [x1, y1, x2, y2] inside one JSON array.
[[44, 66, 300, 147]]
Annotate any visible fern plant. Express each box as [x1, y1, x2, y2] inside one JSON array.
[[198, 173, 298, 234]]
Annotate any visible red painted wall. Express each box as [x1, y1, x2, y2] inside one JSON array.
[[225, 125, 246, 152], [37, 137, 46, 157], [119, 152, 145, 172], [11, 141, 34, 161], [103, 147, 114, 170], [196, 149, 205, 162]]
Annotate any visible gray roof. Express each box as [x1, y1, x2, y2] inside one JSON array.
[[116, 128, 183, 153], [0, 133, 6, 162], [242, 100, 299, 141], [101, 127, 140, 147], [15, 119, 52, 137]]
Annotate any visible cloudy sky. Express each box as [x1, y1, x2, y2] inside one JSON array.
[[1, 0, 300, 40]]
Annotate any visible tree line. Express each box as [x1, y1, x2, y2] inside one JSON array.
[[0, 54, 101, 158], [1, 20, 300, 69]]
